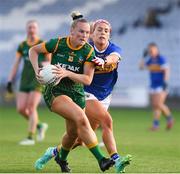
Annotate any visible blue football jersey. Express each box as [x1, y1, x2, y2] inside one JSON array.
[[84, 41, 122, 100], [145, 55, 168, 88]]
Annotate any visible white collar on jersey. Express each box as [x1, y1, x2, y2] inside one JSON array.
[[94, 41, 109, 53]]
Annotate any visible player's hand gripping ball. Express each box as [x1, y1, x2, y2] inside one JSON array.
[[39, 64, 60, 86]]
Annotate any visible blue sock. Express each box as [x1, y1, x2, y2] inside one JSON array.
[[166, 115, 172, 122], [153, 120, 159, 127], [53, 147, 58, 156], [111, 153, 120, 161]]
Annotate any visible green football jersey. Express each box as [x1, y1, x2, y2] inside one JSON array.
[[17, 39, 46, 92], [44, 36, 95, 93], [43, 36, 95, 109]]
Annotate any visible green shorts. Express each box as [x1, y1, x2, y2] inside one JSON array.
[[43, 85, 85, 110], [19, 79, 43, 93]]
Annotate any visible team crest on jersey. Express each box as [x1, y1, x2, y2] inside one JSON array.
[[68, 56, 73, 62], [78, 56, 84, 64], [68, 52, 76, 62]]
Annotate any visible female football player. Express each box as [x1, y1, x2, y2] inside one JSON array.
[[86, 19, 132, 173], [29, 12, 114, 172], [70, 12, 132, 173], [139, 43, 174, 131], [7, 20, 49, 145]]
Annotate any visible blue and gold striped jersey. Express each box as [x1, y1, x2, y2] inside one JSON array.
[[146, 55, 168, 87], [84, 41, 122, 100]]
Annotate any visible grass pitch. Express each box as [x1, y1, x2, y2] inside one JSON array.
[[0, 106, 180, 173]]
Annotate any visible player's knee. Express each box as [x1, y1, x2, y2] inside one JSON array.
[[157, 103, 165, 110], [152, 102, 159, 109], [27, 103, 36, 114], [156, 102, 164, 109], [101, 114, 113, 130], [17, 106, 26, 115], [76, 113, 89, 128]]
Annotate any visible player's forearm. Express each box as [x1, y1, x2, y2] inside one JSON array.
[[8, 66, 17, 82], [67, 71, 93, 85], [105, 54, 119, 65], [29, 47, 40, 74], [8, 58, 20, 81]]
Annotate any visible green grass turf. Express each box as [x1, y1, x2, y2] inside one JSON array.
[[0, 106, 180, 173]]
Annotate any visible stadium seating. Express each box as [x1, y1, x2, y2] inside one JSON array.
[[0, 0, 180, 95]]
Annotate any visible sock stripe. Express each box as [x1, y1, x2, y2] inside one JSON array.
[[59, 144, 71, 151], [111, 153, 120, 161], [87, 141, 98, 149], [110, 151, 118, 157], [27, 132, 34, 139], [57, 145, 61, 152]]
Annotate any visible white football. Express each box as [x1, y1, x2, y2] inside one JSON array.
[[39, 64, 60, 85]]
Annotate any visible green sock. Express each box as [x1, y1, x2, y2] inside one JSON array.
[[27, 132, 34, 139], [59, 147, 70, 161], [37, 123, 43, 129], [89, 145, 104, 162]]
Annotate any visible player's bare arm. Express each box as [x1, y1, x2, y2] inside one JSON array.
[[8, 53, 22, 82], [29, 43, 48, 75], [53, 62, 95, 85], [105, 53, 120, 65]]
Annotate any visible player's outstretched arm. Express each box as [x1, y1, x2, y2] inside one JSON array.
[[105, 54, 120, 65]]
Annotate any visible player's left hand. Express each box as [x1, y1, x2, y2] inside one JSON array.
[[6, 81, 13, 93], [92, 57, 105, 67], [36, 68, 46, 84], [52, 65, 69, 81]]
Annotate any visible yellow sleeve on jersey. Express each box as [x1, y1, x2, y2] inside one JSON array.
[[42, 37, 61, 53], [16, 42, 24, 56], [86, 47, 94, 60], [41, 42, 48, 53], [84, 61, 95, 65]]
